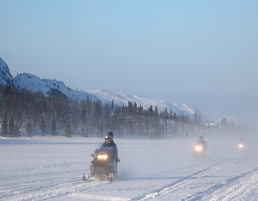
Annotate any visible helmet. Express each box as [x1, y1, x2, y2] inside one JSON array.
[[108, 132, 113, 138], [105, 133, 111, 140], [199, 136, 204, 140]]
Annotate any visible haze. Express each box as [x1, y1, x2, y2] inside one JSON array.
[[0, 1, 257, 128], [1, 132, 258, 200]]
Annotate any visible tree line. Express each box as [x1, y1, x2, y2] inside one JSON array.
[[0, 84, 203, 138]]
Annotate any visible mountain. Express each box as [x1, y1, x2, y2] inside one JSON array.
[[1, 57, 208, 122], [0, 57, 13, 85], [87, 89, 209, 121], [13, 73, 98, 101]]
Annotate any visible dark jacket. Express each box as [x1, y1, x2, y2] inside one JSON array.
[[111, 140, 119, 162], [239, 138, 244, 144], [197, 140, 207, 151], [99, 140, 119, 162]]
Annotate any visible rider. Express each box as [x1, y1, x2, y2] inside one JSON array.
[[239, 137, 244, 144], [108, 132, 120, 163], [197, 136, 207, 151], [98, 132, 119, 163], [90, 133, 118, 175]]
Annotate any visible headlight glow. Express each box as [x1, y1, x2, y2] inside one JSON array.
[[195, 145, 203, 152], [97, 154, 108, 160]]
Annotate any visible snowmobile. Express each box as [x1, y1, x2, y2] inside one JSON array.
[[238, 138, 245, 149], [83, 143, 117, 182], [192, 143, 206, 160], [238, 143, 244, 149]]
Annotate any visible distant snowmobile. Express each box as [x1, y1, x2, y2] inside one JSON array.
[[238, 138, 244, 149], [238, 143, 244, 149], [192, 143, 206, 160], [193, 136, 207, 160], [83, 143, 117, 182]]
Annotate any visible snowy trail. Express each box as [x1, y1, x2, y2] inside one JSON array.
[[156, 157, 258, 201], [200, 167, 258, 201], [0, 161, 85, 174], [0, 162, 112, 201], [131, 159, 240, 200], [2, 161, 257, 201], [1, 136, 258, 201]]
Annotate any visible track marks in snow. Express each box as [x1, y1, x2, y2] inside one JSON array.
[[0, 161, 84, 174], [0, 161, 89, 201], [0, 176, 113, 201], [131, 159, 241, 201], [69, 192, 131, 201], [199, 167, 258, 201], [0, 159, 126, 201]]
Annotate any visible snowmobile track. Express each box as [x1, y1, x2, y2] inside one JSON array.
[[131, 159, 242, 201], [0, 159, 114, 201], [198, 167, 258, 201], [0, 177, 114, 201]]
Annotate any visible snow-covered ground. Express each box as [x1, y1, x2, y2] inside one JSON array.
[[1, 133, 258, 201]]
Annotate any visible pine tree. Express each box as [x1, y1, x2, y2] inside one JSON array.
[[65, 122, 71, 137], [13, 124, 20, 137], [128, 101, 133, 114], [194, 113, 198, 125], [221, 118, 228, 129], [26, 121, 33, 137], [39, 116, 46, 136], [1, 112, 8, 137], [148, 105, 153, 116], [111, 99, 115, 114], [169, 108, 173, 119], [81, 102, 87, 125], [93, 101, 102, 135], [9, 115, 15, 137], [51, 117, 57, 136]]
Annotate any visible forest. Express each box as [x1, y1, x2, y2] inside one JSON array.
[[0, 84, 251, 138]]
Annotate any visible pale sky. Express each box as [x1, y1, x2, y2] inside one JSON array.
[[1, 0, 258, 127]]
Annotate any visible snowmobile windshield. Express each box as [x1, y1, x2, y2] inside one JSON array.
[[96, 143, 103, 151], [95, 143, 114, 156]]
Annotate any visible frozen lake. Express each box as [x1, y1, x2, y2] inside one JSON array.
[[1, 134, 258, 201]]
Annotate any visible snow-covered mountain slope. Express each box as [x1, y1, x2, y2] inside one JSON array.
[[88, 89, 209, 121], [13, 73, 98, 101], [1, 57, 208, 121], [0, 57, 13, 85]]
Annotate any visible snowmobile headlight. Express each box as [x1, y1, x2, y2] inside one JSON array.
[[238, 143, 244, 148], [97, 154, 108, 160], [195, 145, 203, 152]]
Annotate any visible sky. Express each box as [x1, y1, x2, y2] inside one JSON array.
[[1, 135, 258, 200], [0, 1, 258, 127]]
